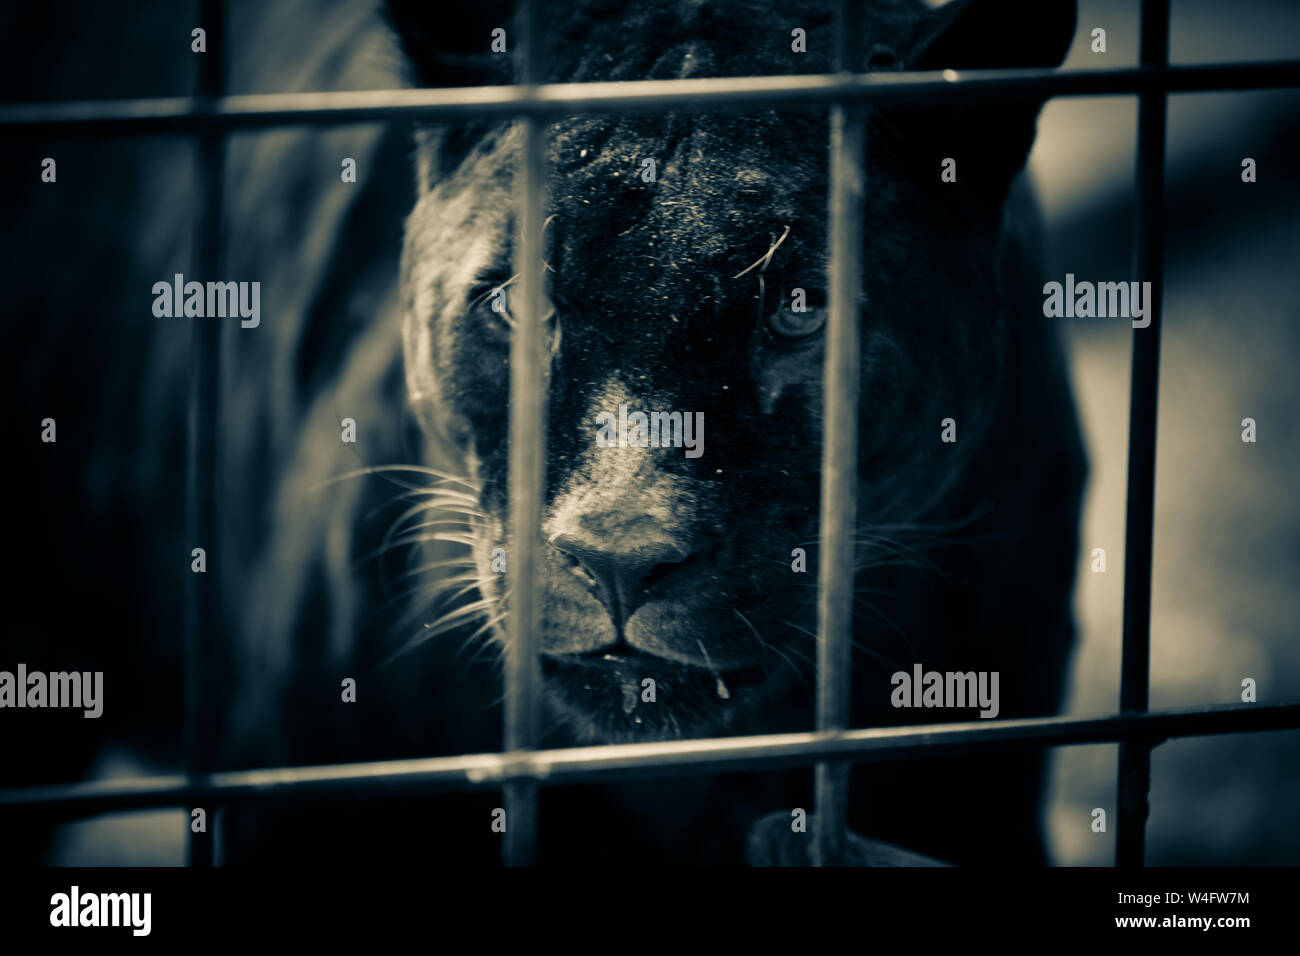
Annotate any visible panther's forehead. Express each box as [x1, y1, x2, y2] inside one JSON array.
[[546, 110, 831, 323]]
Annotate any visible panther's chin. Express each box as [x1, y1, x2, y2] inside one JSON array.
[[539, 648, 770, 743]]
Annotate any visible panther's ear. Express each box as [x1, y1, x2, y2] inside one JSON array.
[[891, 0, 1077, 211], [384, 1, 520, 191], [383, 0, 517, 88], [908, 0, 1076, 73]]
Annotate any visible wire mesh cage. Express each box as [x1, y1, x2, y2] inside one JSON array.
[[2, 0, 1299, 868]]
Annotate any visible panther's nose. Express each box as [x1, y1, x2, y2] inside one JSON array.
[[552, 535, 691, 631]]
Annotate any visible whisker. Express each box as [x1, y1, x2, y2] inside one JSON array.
[[393, 561, 480, 585], [377, 597, 498, 669], [732, 224, 791, 279], [733, 609, 810, 688], [776, 617, 898, 672], [391, 574, 485, 622], [318, 463, 479, 489]]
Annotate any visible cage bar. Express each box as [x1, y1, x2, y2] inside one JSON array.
[[1116, 0, 1170, 870], [3, 62, 1299, 135], [502, 0, 547, 868], [812, 0, 866, 869], [182, 0, 226, 869]]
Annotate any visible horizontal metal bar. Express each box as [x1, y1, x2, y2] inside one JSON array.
[[3, 702, 1296, 823], [1, 60, 1298, 135]]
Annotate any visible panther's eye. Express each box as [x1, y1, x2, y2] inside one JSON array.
[[469, 277, 515, 326], [469, 276, 556, 337], [765, 300, 827, 342]]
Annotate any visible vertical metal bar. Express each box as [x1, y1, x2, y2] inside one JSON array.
[[1116, 0, 1169, 869], [184, 0, 226, 868], [503, 0, 546, 867], [813, 0, 865, 868]]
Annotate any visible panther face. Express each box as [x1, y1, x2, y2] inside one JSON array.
[[390, 0, 1075, 742]]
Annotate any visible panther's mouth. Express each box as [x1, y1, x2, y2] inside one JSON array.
[[539, 645, 770, 738], [542, 646, 766, 685]]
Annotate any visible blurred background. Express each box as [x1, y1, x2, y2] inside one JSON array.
[[1, 0, 1297, 864]]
